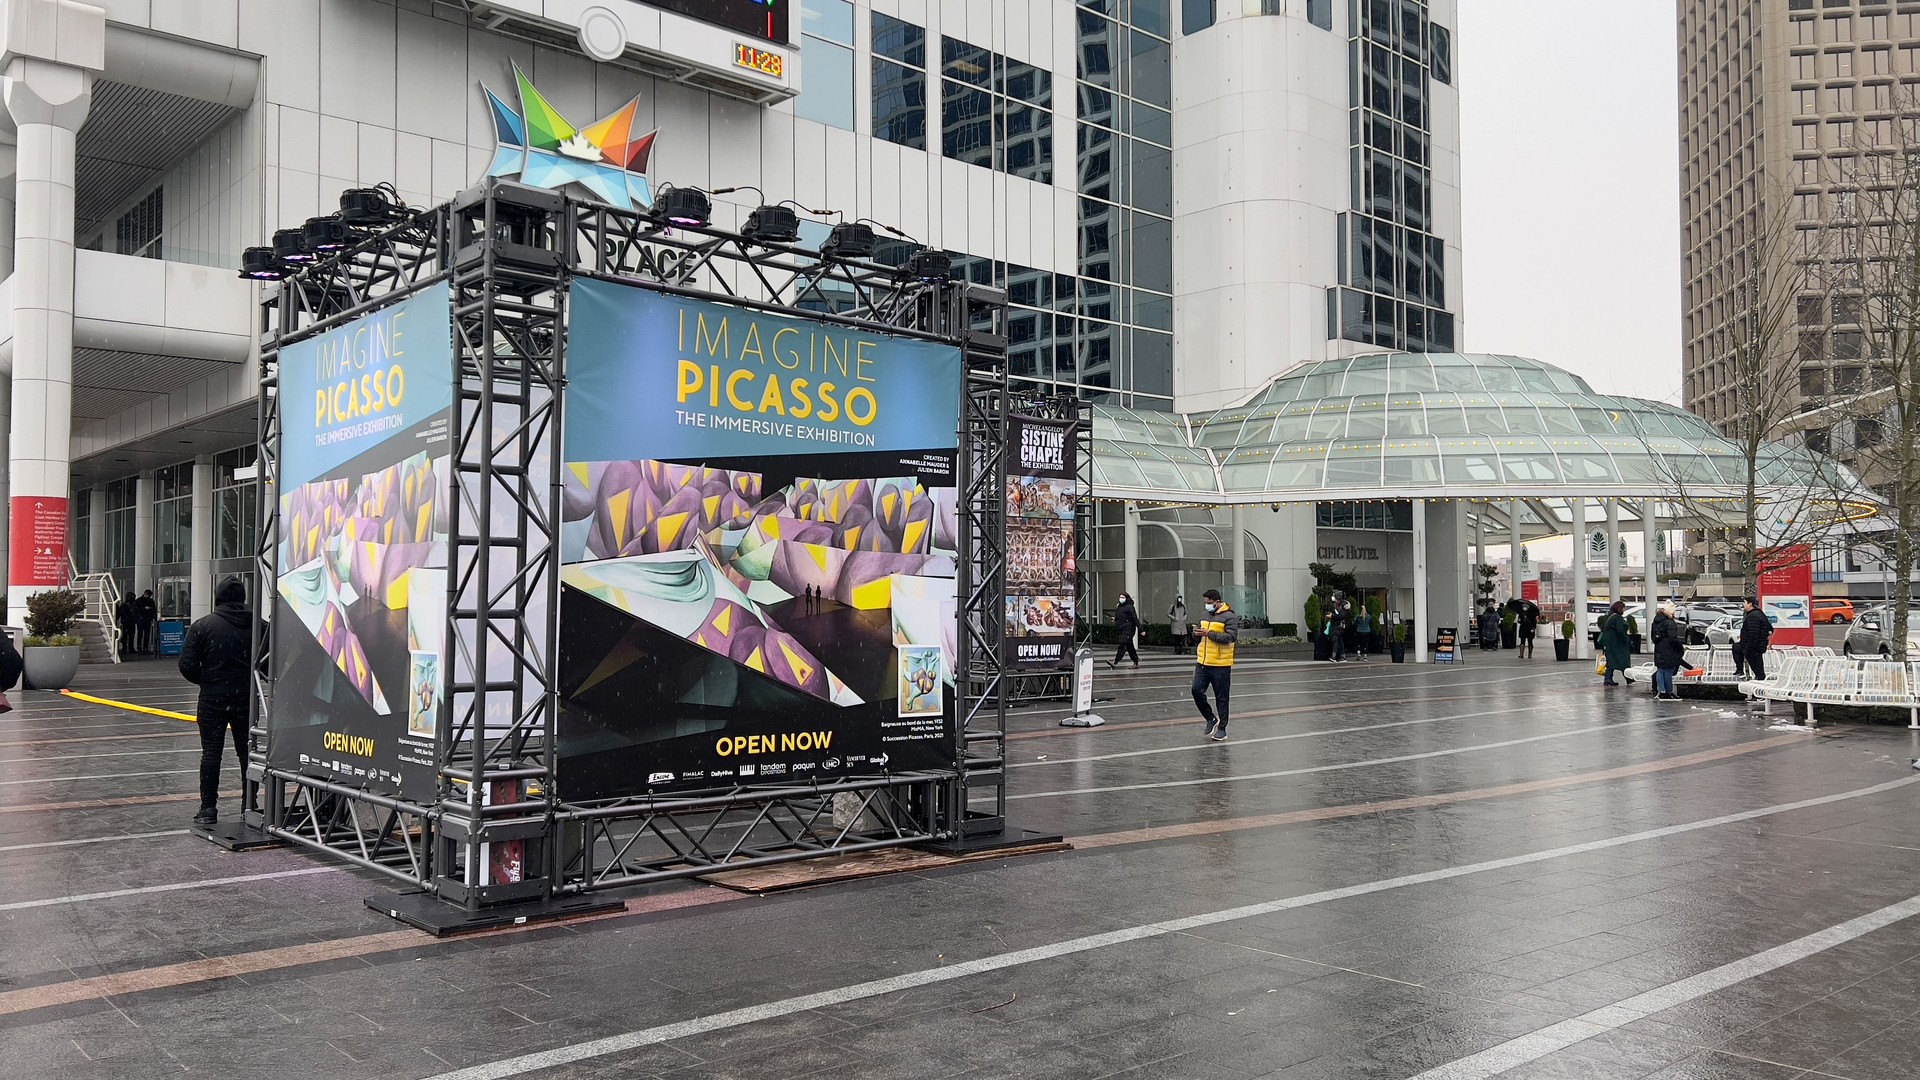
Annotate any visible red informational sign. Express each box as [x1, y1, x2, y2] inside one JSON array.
[[8, 496, 68, 588], [1521, 579, 1540, 601], [1756, 544, 1815, 647]]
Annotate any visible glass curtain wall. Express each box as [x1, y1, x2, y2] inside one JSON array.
[[151, 462, 193, 618], [104, 477, 137, 596], [213, 446, 260, 602], [1331, 0, 1457, 352]]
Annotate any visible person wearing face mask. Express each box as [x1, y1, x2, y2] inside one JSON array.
[[1107, 592, 1141, 670], [1191, 588, 1241, 742]]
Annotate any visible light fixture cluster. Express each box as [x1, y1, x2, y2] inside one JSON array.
[[239, 184, 416, 280], [244, 181, 957, 284]]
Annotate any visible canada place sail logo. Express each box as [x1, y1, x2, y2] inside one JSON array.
[[482, 64, 658, 210]]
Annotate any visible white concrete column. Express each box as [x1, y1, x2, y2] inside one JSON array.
[[0, 145, 14, 606], [1508, 498, 1522, 600], [1413, 497, 1429, 663], [3, 15, 103, 602], [1230, 506, 1245, 588], [1121, 502, 1139, 608], [1606, 498, 1622, 604], [1471, 501, 1484, 616], [133, 471, 155, 593], [1644, 499, 1660, 604], [189, 455, 214, 618], [86, 482, 105, 573], [1571, 496, 1590, 660]]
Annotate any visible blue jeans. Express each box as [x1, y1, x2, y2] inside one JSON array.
[[1193, 664, 1231, 731], [1653, 666, 1676, 696]]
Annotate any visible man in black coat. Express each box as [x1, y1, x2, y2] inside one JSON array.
[[134, 589, 158, 654], [180, 578, 252, 825], [1737, 595, 1774, 689]]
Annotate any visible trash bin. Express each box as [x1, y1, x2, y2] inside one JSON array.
[[157, 619, 188, 656]]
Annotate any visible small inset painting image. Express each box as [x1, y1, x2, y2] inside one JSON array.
[[407, 651, 439, 738], [897, 646, 943, 718]]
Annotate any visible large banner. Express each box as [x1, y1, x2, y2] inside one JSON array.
[[268, 281, 453, 800], [1758, 544, 1815, 648], [559, 279, 964, 797], [1004, 416, 1078, 670]]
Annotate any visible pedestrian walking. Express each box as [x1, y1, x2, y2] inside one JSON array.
[[1352, 603, 1372, 661], [1329, 594, 1350, 663], [1596, 601, 1635, 687], [1738, 595, 1773, 693], [179, 578, 253, 826], [1650, 602, 1684, 699], [134, 589, 157, 654], [1168, 595, 1189, 655], [1108, 593, 1141, 669], [1192, 588, 1240, 741], [1517, 602, 1538, 659], [115, 594, 134, 658]]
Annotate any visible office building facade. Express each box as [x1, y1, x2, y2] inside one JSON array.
[[0, 0, 1461, 625]]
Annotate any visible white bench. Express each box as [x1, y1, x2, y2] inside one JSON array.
[[1632, 645, 1831, 687], [1739, 656, 1920, 727]]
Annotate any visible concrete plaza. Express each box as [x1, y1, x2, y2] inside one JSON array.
[[3, 653, 1920, 1079]]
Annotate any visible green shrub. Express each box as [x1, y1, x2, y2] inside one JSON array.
[[25, 589, 86, 644], [1500, 608, 1517, 631], [1562, 618, 1575, 639], [1304, 593, 1323, 637]]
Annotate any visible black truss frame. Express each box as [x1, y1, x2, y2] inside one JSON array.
[[246, 179, 1013, 920]]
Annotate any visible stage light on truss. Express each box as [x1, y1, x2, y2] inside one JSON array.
[[274, 227, 316, 264], [904, 247, 951, 283], [820, 222, 875, 260], [741, 203, 799, 243], [303, 215, 354, 252], [238, 246, 288, 280], [656, 186, 711, 228], [339, 186, 406, 225]]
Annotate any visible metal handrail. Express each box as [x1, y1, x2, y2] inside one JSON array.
[[66, 553, 123, 664]]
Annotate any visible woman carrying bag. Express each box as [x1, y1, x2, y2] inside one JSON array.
[[1595, 601, 1635, 688], [1168, 595, 1189, 656]]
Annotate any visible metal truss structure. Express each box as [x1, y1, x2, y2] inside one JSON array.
[[246, 179, 1014, 924]]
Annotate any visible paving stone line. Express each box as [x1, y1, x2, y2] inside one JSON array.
[[413, 775, 1920, 1080], [1406, 892, 1920, 1078], [0, 731, 1811, 1017]]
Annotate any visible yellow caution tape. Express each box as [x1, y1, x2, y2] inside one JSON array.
[[57, 689, 198, 724]]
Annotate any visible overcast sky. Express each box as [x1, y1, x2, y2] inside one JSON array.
[[1457, 0, 1684, 405]]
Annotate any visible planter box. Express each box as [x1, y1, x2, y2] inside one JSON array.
[[1554, 639, 1571, 661], [24, 645, 80, 690]]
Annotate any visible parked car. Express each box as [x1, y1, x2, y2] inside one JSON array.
[[1686, 615, 1740, 647], [1842, 606, 1920, 657], [1812, 598, 1855, 624]]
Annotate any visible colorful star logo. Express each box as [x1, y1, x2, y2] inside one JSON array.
[[482, 63, 657, 210]]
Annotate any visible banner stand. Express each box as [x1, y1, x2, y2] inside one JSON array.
[[1058, 647, 1106, 727]]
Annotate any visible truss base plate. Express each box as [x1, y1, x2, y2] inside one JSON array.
[[192, 820, 282, 852], [1058, 713, 1106, 727], [368, 890, 625, 936], [917, 824, 1065, 857]]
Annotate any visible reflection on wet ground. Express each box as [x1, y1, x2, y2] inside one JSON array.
[[4, 654, 1919, 1078]]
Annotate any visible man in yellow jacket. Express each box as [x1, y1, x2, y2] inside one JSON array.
[[1191, 588, 1241, 742]]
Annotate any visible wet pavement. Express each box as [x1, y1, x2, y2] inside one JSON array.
[[4, 652, 1920, 1079]]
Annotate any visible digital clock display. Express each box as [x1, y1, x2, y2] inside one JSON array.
[[639, 0, 788, 44], [734, 43, 785, 77]]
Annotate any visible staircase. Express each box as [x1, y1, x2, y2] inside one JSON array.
[[67, 555, 123, 665], [75, 620, 118, 664]]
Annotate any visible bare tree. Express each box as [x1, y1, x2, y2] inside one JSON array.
[[1821, 110, 1920, 657], [1662, 182, 1854, 594]]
